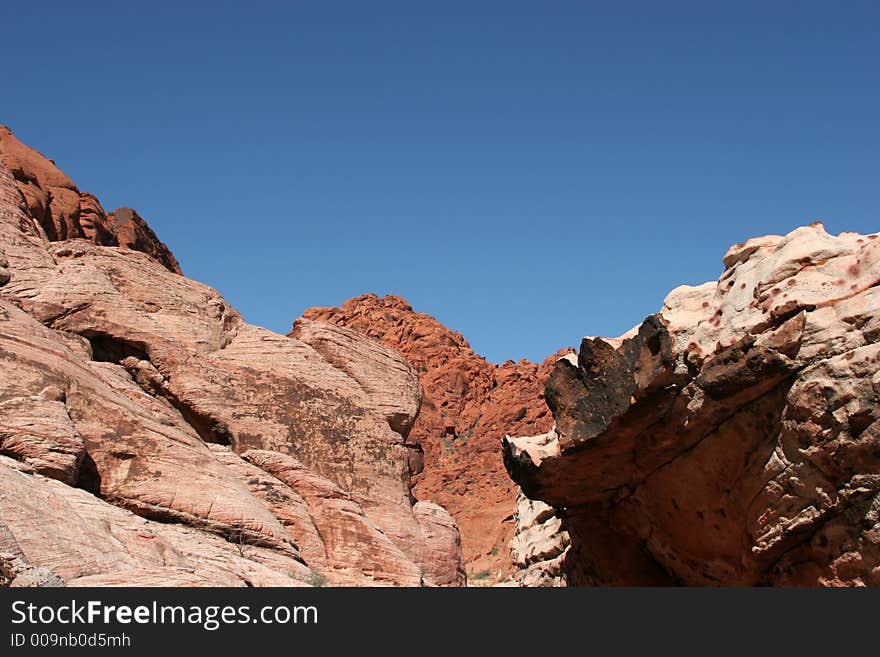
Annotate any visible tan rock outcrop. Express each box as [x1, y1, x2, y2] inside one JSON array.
[[0, 135, 464, 587], [0, 457, 313, 587], [0, 396, 84, 485], [412, 501, 467, 587], [509, 488, 569, 587], [504, 224, 880, 586]]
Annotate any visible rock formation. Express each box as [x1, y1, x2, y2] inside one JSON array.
[[0, 126, 181, 274], [0, 128, 464, 587], [509, 489, 570, 587], [299, 295, 569, 581], [504, 224, 880, 586], [7, 125, 875, 589]]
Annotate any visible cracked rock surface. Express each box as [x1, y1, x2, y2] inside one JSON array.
[[505, 224, 880, 586]]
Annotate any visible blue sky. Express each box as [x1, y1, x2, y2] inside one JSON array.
[[3, 2, 878, 362]]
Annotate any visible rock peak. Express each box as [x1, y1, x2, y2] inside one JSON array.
[[301, 293, 572, 582], [0, 125, 181, 274]]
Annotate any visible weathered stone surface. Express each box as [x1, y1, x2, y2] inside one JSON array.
[[0, 138, 464, 587], [243, 449, 466, 586], [207, 445, 329, 576], [412, 501, 467, 587], [290, 318, 422, 437], [9, 568, 65, 588], [0, 248, 8, 287], [301, 294, 570, 581], [504, 224, 880, 586], [0, 396, 84, 485], [0, 298, 301, 559], [243, 450, 424, 586], [0, 459, 312, 587], [509, 487, 569, 587], [1, 542, 66, 588], [0, 126, 180, 273]]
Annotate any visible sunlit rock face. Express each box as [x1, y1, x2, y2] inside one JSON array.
[[505, 224, 880, 586], [0, 125, 180, 273], [0, 130, 464, 587]]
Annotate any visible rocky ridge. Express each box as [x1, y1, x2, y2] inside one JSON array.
[[0, 128, 464, 587], [504, 224, 880, 586]]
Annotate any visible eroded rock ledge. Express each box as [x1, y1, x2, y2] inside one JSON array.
[[504, 224, 880, 586]]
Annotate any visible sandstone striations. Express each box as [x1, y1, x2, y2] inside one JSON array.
[[299, 294, 569, 581], [504, 224, 880, 586], [0, 129, 464, 587]]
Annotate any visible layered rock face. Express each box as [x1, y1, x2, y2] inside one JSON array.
[[0, 126, 181, 274], [509, 488, 569, 587], [300, 295, 567, 580], [0, 130, 464, 587], [505, 224, 880, 586]]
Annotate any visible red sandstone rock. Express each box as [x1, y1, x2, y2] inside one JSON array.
[[300, 294, 570, 581], [0, 126, 181, 273], [505, 224, 880, 586]]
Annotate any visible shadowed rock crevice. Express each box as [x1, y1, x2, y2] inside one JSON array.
[[560, 507, 677, 586], [120, 355, 236, 447], [75, 451, 102, 496], [85, 333, 149, 364], [81, 333, 235, 447]]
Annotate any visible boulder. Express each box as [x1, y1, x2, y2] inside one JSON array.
[[504, 224, 880, 586]]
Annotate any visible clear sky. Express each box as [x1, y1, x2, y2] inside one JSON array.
[[3, 2, 878, 363]]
